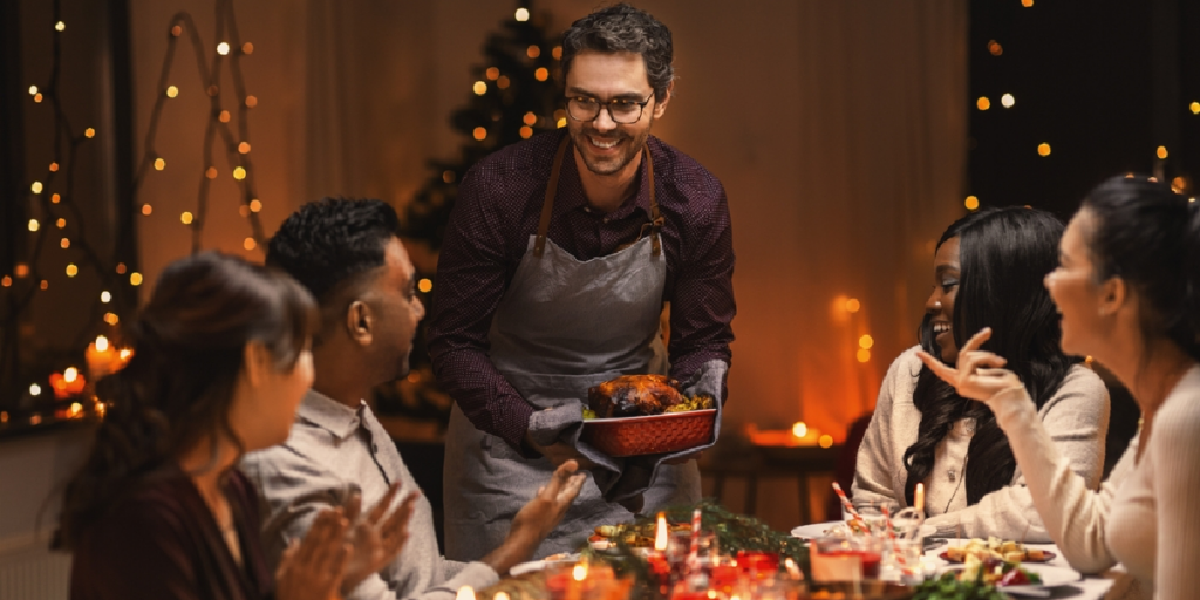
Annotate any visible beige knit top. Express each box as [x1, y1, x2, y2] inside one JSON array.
[[852, 346, 1111, 541]]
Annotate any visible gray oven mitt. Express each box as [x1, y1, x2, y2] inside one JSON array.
[[522, 360, 726, 505]]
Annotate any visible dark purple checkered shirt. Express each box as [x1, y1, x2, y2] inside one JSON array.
[[427, 130, 735, 450]]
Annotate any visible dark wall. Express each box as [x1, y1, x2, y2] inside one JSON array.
[[968, 0, 1199, 220]]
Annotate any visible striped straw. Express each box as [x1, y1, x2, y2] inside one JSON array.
[[831, 483, 866, 532], [882, 505, 913, 578]]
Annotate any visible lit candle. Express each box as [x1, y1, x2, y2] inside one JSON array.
[[455, 587, 475, 600], [914, 483, 926, 513], [50, 368, 87, 398], [654, 512, 669, 551], [86, 335, 114, 379]]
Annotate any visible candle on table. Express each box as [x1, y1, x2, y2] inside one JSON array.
[[86, 335, 114, 379]]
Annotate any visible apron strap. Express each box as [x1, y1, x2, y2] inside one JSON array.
[[535, 136, 664, 258], [534, 136, 572, 257]]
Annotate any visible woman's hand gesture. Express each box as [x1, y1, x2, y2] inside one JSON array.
[[275, 507, 350, 600], [916, 328, 1024, 403]]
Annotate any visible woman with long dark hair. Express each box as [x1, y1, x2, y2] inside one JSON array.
[[60, 252, 413, 600], [853, 207, 1110, 539], [922, 176, 1200, 598]]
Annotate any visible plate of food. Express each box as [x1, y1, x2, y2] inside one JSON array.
[[938, 537, 1056, 564], [509, 552, 579, 576], [588, 522, 692, 551], [580, 375, 717, 457], [791, 521, 936, 541], [944, 561, 1080, 595]]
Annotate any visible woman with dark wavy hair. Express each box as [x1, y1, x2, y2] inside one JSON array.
[[923, 176, 1200, 599], [60, 252, 414, 600], [853, 207, 1110, 539]]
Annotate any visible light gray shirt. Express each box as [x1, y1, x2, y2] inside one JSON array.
[[242, 390, 498, 600]]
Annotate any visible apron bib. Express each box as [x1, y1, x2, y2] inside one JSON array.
[[443, 138, 700, 560]]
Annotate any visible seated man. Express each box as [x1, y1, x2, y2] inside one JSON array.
[[243, 199, 586, 600]]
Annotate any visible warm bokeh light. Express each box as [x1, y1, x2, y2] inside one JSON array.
[[791, 422, 807, 438], [39, 280, 48, 290], [85, 127, 96, 138], [552, 46, 562, 59], [473, 127, 487, 141], [116, 263, 127, 274], [55, 21, 65, 32], [527, 45, 540, 58], [486, 67, 499, 80], [535, 68, 548, 81], [856, 348, 871, 363], [0, 277, 10, 287], [130, 272, 143, 286], [859, 334, 874, 349], [845, 298, 860, 313], [515, 7, 530, 21], [217, 41, 231, 55], [1157, 145, 1168, 159], [418, 278, 433, 293], [166, 85, 179, 98], [519, 126, 533, 139], [64, 368, 78, 383], [1001, 94, 1015, 108], [442, 171, 455, 184], [557, 117, 567, 128], [1037, 143, 1051, 156], [238, 142, 251, 154], [29, 85, 38, 95], [66, 263, 78, 277], [60, 238, 70, 249], [1022, 0, 1034, 6], [141, 204, 152, 215], [206, 166, 218, 179], [95, 335, 110, 352], [181, 211, 193, 224], [104, 313, 119, 325], [250, 199, 262, 212], [819, 435, 834, 448], [497, 76, 511, 89], [101, 291, 111, 303], [233, 166, 247, 180], [246, 95, 258, 108], [31, 181, 43, 194], [1191, 102, 1200, 115], [219, 110, 231, 123], [154, 157, 166, 170], [988, 40, 1002, 56], [964, 195, 980, 210], [27, 219, 39, 232], [473, 81, 487, 95], [49, 162, 59, 172], [523, 112, 537, 125], [16, 264, 29, 277], [29, 384, 41, 396], [51, 193, 61, 203], [976, 96, 990, 110], [244, 237, 257, 251]]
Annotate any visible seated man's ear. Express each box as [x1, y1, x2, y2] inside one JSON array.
[[346, 300, 374, 346]]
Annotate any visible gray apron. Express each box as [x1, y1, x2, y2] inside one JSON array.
[[443, 138, 701, 560]]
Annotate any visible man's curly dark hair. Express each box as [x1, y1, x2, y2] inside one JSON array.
[[561, 3, 674, 100], [266, 198, 398, 303]]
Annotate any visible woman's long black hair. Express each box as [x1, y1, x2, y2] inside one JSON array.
[[56, 252, 316, 549], [903, 207, 1074, 506]]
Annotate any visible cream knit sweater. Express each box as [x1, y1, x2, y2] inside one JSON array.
[[852, 347, 1110, 541], [987, 365, 1200, 600]]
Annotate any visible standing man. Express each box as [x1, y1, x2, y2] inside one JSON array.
[[428, 4, 736, 560], [243, 199, 586, 600]]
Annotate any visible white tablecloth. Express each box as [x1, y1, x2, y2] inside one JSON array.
[[927, 540, 1116, 600]]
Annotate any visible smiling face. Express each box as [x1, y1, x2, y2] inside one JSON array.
[[926, 237, 961, 363], [564, 51, 671, 178], [1045, 208, 1107, 357]]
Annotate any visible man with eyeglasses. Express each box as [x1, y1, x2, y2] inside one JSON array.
[[428, 3, 735, 560]]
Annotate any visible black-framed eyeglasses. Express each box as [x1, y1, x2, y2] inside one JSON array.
[[565, 94, 654, 124]]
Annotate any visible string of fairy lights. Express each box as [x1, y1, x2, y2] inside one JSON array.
[[135, 0, 267, 253], [1, 0, 265, 428]]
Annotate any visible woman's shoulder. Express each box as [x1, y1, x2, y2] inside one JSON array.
[[884, 346, 925, 384], [1056, 363, 1109, 401]]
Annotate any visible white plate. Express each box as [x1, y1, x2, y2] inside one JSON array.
[[790, 521, 936, 540], [940, 564, 1081, 596], [509, 553, 579, 576]]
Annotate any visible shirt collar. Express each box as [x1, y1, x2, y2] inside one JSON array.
[[296, 389, 363, 441], [555, 133, 655, 219]]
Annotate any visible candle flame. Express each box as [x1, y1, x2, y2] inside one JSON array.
[[64, 367, 78, 383], [494, 593, 510, 600], [119, 348, 133, 361], [572, 563, 587, 581], [655, 512, 669, 551], [914, 483, 926, 512], [95, 335, 109, 352], [455, 587, 475, 600], [791, 421, 807, 438]]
